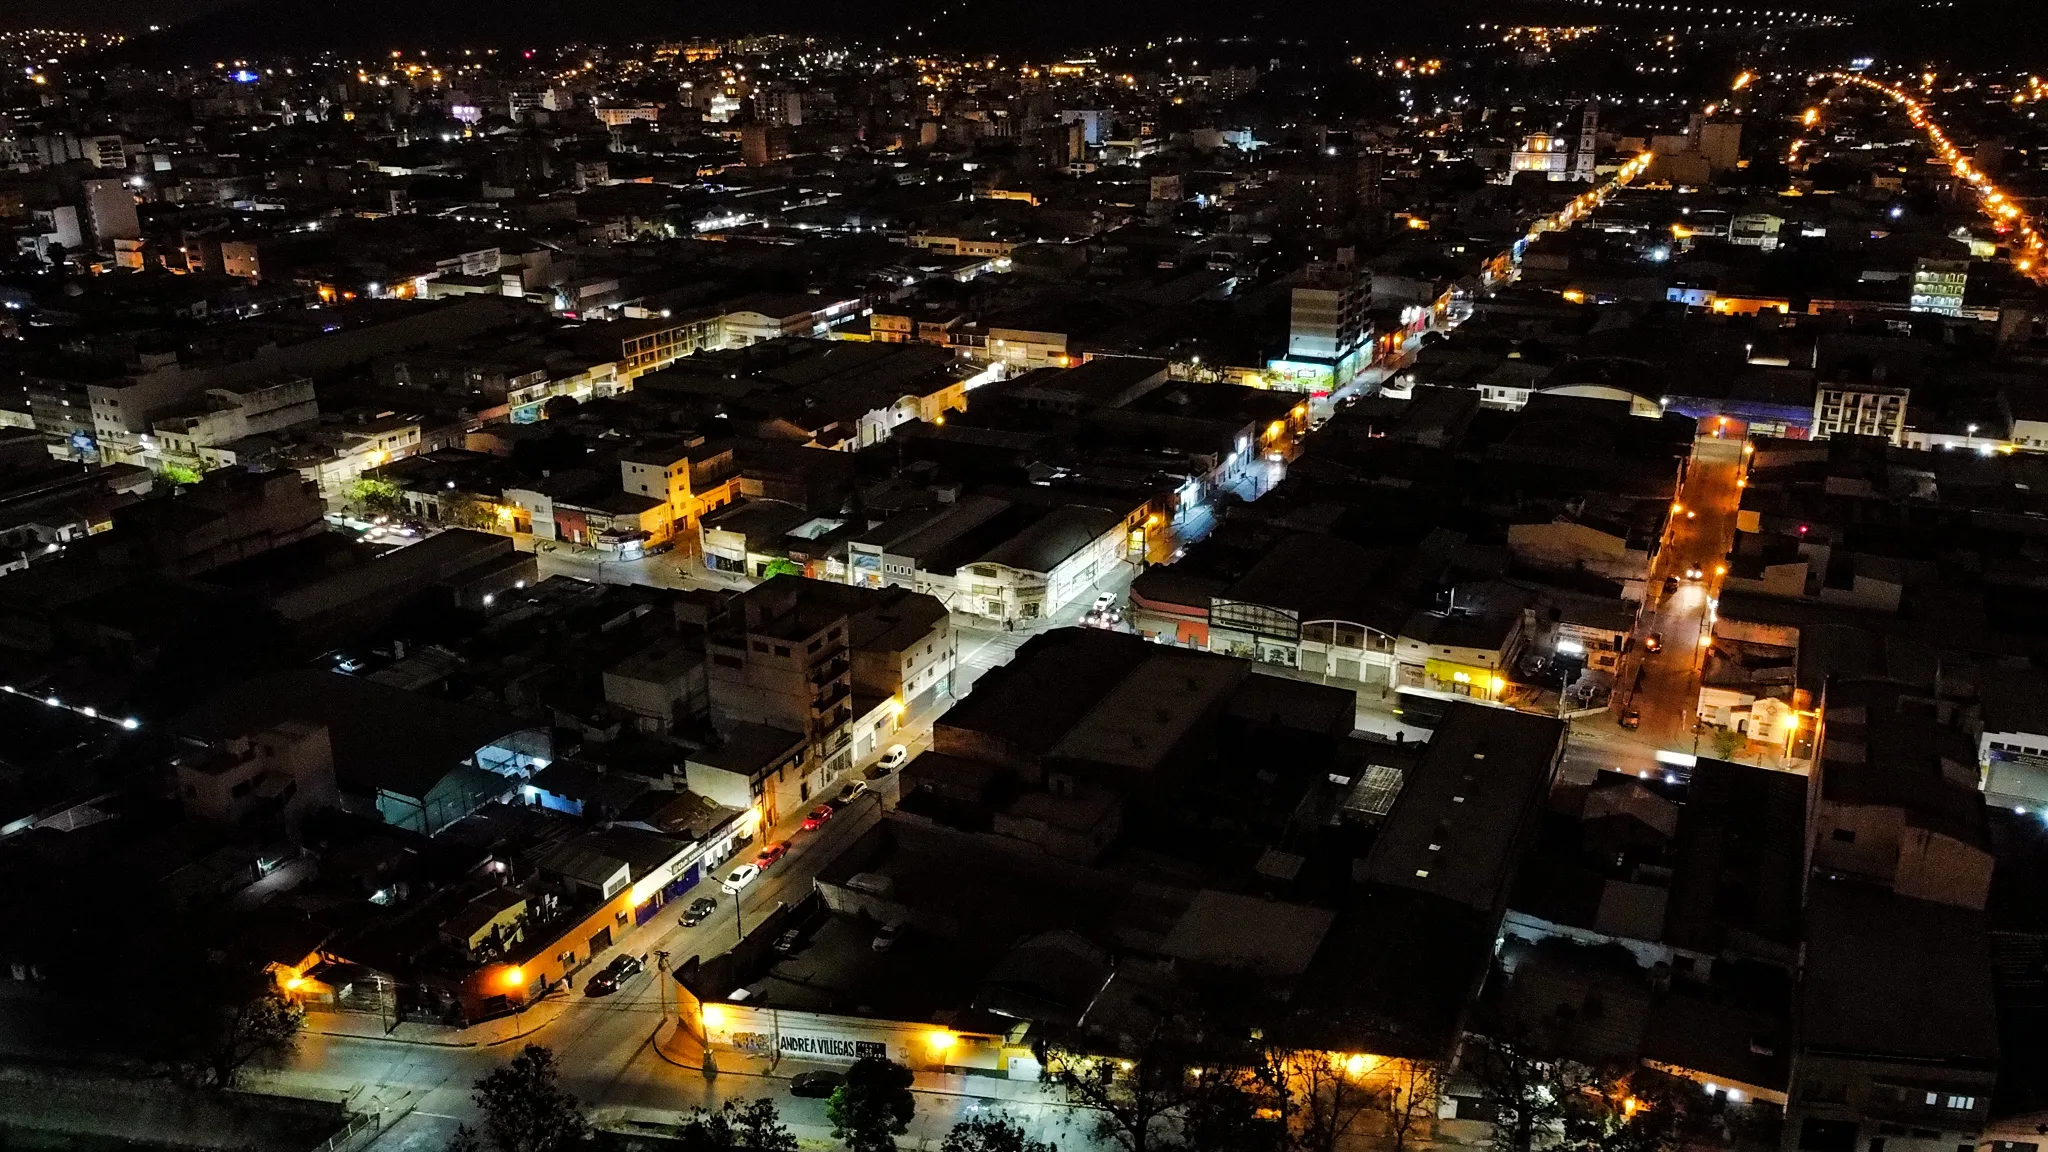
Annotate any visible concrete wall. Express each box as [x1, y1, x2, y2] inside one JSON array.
[[0, 1064, 354, 1152]]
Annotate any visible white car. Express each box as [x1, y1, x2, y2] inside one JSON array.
[[877, 744, 909, 770], [837, 779, 871, 804], [721, 863, 760, 893], [1090, 592, 1119, 615]]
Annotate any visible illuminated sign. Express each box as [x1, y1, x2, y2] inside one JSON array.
[[1264, 359, 1335, 392]]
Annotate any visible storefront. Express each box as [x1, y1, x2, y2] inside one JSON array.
[[701, 1001, 1024, 1077]]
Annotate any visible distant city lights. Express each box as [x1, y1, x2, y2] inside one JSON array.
[[0, 683, 138, 731]]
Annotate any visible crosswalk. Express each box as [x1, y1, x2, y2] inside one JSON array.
[[956, 627, 1032, 688]]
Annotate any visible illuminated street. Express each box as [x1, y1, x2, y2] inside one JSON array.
[[1611, 433, 1746, 757]]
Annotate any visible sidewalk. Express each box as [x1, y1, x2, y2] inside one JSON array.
[[652, 1019, 1071, 1108], [302, 991, 574, 1049]]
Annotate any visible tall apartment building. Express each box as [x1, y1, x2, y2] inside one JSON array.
[[705, 577, 953, 820], [80, 178, 140, 252], [1909, 258, 1969, 317], [1811, 382, 1909, 444], [740, 124, 791, 167], [1281, 263, 1373, 389]]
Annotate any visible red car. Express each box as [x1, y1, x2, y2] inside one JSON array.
[[755, 841, 789, 870], [802, 805, 834, 831]]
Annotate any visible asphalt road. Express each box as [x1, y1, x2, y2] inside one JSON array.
[[246, 794, 1092, 1152], [1610, 434, 1746, 757]]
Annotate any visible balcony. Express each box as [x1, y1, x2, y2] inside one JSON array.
[[808, 655, 849, 686]]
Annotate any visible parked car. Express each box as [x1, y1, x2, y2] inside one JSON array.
[[755, 841, 790, 870], [790, 1071, 845, 1098], [680, 896, 717, 927], [1643, 632, 1664, 653], [1091, 592, 1118, 614], [836, 780, 870, 804], [774, 928, 805, 954], [1662, 576, 1679, 596], [876, 745, 909, 771], [1619, 709, 1641, 730], [871, 922, 904, 952], [584, 953, 645, 997], [721, 863, 760, 893], [802, 805, 834, 831]]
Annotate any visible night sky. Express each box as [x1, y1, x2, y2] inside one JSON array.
[[9, 0, 234, 31]]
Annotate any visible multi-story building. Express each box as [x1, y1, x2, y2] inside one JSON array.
[[1807, 679, 1992, 912], [705, 577, 954, 815], [80, 178, 139, 250], [1908, 258, 1969, 317], [1279, 263, 1373, 390], [175, 719, 340, 834], [618, 436, 740, 541], [1811, 381, 1908, 444], [151, 378, 320, 474]]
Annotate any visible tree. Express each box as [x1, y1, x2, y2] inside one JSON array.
[[1247, 1048, 1378, 1152], [447, 1126, 487, 1152], [941, 1113, 1057, 1152], [1374, 1059, 1444, 1152], [149, 976, 305, 1090], [1179, 1063, 1278, 1152], [471, 1045, 591, 1152], [827, 1056, 916, 1152], [160, 463, 204, 486], [541, 395, 581, 421], [1559, 1068, 1715, 1152], [1041, 1042, 1195, 1152], [186, 986, 306, 1089], [1471, 1035, 1574, 1152], [447, 494, 508, 532], [134, 939, 305, 1090], [676, 1099, 798, 1151], [1709, 727, 1745, 761], [349, 476, 404, 516]]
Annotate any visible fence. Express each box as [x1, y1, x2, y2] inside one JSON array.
[[309, 1109, 381, 1152]]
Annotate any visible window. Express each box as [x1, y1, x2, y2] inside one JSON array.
[[1832, 828, 1856, 843], [774, 645, 791, 658], [712, 654, 742, 669], [1945, 1097, 1975, 1111]]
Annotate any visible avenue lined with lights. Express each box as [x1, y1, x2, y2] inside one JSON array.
[[1822, 70, 2048, 283]]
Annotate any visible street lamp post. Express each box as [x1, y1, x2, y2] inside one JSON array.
[[502, 966, 529, 1036]]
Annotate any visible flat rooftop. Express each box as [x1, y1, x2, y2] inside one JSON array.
[[1367, 702, 1564, 912]]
